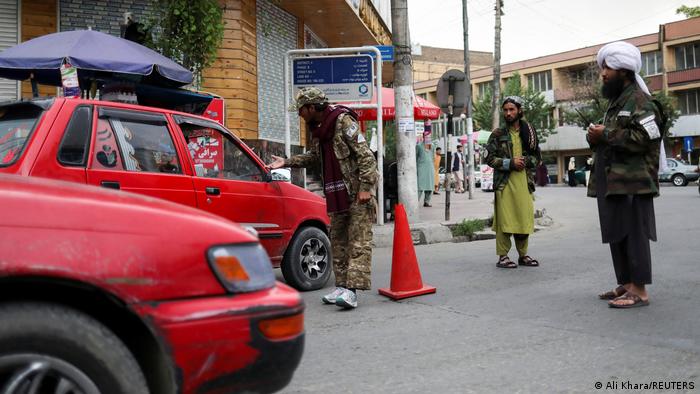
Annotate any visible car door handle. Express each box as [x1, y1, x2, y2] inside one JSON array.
[[100, 181, 120, 190], [205, 187, 220, 196]]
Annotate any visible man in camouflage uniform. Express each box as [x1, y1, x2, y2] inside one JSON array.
[[268, 87, 377, 309], [589, 41, 664, 309], [485, 96, 541, 269]]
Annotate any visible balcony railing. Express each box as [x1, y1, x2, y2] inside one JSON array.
[[668, 68, 700, 86]]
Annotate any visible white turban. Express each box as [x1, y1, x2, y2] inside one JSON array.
[[596, 41, 668, 172], [596, 41, 650, 96]]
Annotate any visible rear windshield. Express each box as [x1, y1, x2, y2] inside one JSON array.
[[0, 103, 45, 167]]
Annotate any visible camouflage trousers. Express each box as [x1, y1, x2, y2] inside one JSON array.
[[329, 201, 375, 290]]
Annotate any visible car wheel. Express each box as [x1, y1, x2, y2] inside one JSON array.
[[0, 302, 148, 394], [282, 227, 332, 291], [671, 174, 687, 186]]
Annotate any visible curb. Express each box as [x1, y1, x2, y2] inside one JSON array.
[[372, 209, 554, 248]]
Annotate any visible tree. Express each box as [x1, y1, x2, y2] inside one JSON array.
[[677, 5, 700, 18], [473, 73, 557, 143], [143, 0, 224, 88], [562, 66, 679, 136]]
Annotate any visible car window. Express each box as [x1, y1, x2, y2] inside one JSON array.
[[0, 103, 44, 167], [58, 106, 92, 166], [667, 160, 676, 168], [95, 111, 181, 174], [179, 123, 263, 181]]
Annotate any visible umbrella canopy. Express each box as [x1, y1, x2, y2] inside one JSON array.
[[0, 30, 192, 87], [340, 87, 441, 121]]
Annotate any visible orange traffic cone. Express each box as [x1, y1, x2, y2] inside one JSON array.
[[378, 203, 437, 300]]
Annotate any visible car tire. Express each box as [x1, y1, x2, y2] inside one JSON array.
[[282, 226, 332, 291], [671, 174, 687, 186], [0, 302, 148, 394]]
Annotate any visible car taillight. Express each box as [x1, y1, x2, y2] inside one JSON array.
[[258, 313, 304, 340], [207, 243, 275, 293]]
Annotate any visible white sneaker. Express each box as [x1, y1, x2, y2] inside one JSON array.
[[335, 289, 358, 309], [321, 287, 346, 304]]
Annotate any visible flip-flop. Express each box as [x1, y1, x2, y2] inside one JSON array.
[[608, 292, 649, 309], [598, 286, 627, 300]]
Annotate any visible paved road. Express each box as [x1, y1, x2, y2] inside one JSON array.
[[282, 186, 700, 393]]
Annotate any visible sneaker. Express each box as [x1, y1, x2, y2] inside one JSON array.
[[321, 287, 346, 304], [336, 289, 358, 309]]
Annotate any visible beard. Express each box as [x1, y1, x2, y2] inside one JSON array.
[[602, 75, 626, 99], [504, 111, 522, 126]]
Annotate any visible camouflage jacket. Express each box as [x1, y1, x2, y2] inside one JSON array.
[[485, 122, 540, 193], [587, 83, 662, 197], [285, 112, 377, 199]]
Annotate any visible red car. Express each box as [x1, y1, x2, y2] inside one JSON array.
[[0, 174, 304, 393], [0, 98, 330, 291]]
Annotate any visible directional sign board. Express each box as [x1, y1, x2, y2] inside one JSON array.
[[293, 55, 374, 102], [367, 45, 394, 62]]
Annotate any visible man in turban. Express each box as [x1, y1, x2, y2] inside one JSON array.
[[485, 96, 541, 269], [588, 41, 665, 308]]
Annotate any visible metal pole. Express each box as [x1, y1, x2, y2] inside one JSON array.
[[463, 0, 475, 199]]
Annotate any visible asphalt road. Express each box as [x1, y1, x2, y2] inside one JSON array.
[[282, 185, 700, 394]]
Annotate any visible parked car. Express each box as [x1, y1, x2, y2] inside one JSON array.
[[0, 98, 330, 291], [438, 167, 481, 189], [659, 158, 700, 186], [0, 174, 304, 394]]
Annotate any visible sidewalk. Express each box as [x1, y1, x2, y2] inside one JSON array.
[[373, 187, 549, 247]]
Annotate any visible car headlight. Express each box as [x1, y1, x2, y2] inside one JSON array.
[[207, 243, 275, 293]]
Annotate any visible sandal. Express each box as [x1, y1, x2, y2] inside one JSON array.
[[496, 256, 517, 269], [518, 255, 539, 267], [598, 285, 627, 300], [608, 292, 649, 309]]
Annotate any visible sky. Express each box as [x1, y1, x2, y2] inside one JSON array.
[[407, 0, 700, 64]]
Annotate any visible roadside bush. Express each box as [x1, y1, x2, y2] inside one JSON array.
[[452, 218, 486, 237]]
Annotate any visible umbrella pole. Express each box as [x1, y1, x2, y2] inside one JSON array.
[[30, 73, 38, 98]]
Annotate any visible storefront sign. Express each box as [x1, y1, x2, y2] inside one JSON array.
[[293, 55, 374, 102], [187, 129, 224, 176]]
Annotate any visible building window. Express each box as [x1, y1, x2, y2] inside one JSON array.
[[527, 70, 552, 92], [675, 42, 700, 71], [477, 82, 491, 98], [676, 89, 700, 115], [568, 67, 597, 86], [641, 51, 663, 76]]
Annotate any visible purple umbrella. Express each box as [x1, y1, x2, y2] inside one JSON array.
[[0, 29, 192, 87]]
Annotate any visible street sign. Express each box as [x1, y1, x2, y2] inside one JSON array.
[[368, 45, 394, 62], [436, 69, 468, 116], [293, 55, 374, 102], [684, 136, 693, 152]]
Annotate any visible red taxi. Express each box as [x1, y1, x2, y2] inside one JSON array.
[[0, 174, 304, 393], [0, 98, 330, 291]]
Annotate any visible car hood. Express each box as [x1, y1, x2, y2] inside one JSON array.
[[1, 174, 257, 243]]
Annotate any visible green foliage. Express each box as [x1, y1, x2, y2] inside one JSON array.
[[452, 218, 486, 237], [563, 70, 680, 136], [143, 0, 224, 87], [473, 72, 557, 143], [677, 5, 700, 18]]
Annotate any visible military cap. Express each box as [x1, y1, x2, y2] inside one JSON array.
[[290, 87, 328, 111]]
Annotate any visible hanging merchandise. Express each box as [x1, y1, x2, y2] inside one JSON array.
[[60, 63, 81, 98]]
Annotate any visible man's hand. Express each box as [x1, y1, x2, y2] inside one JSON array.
[[587, 124, 605, 144], [266, 155, 286, 170], [357, 191, 371, 204], [512, 157, 526, 171]]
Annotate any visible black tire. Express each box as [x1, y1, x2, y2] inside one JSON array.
[[281, 226, 332, 291], [671, 174, 687, 186], [0, 302, 148, 394]]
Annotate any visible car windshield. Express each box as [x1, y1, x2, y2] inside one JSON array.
[[0, 103, 45, 167]]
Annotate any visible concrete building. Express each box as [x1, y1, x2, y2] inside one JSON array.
[[0, 0, 392, 159], [413, 16, 700, 182]]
